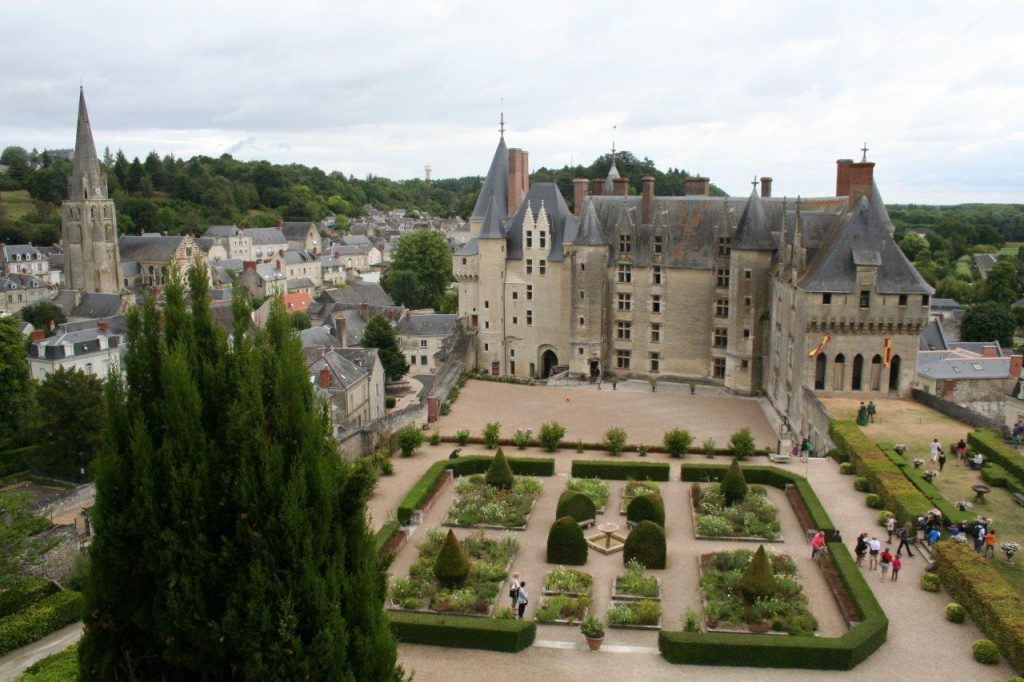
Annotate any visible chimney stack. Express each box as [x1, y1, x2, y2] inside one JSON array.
[[613, 177, 629, 197], [243, 260, 256, 272], [333, 312, 348, 348], [760, 177, 773, 198], [641, 176, 655, 224], [1010, 354, 1022, 379], [31, 330, 46, 342], [360, 302, 369, 320], [684, 176, 710, 196], [590, 178, 604, 197], [507, 148, 529, 215], [573, 179, 589, 217], [97, 320, 109, 332], [982, 345, 999, 358], [319, 366, 330, 389], [836, 158, 875, 208]]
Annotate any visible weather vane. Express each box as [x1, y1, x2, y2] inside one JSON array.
[[861, 142, 869, 162], [499, 99, 505, 139], [611, 125, 617, 158], [751, 174, 758, 189]]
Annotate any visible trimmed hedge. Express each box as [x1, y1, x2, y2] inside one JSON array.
[[980, 463, 1009, 487], [0, 578, 57, 619], [374, 521, 401, 557], [829, 421, 932, 524], [397, 461, 450, 524], [969, 429, 1024, 482], [0, 590, 84, 656], [623, 520, 666, 569], [680, 463, 833, 534], [387, 611, 535, 652], [877, 444, 973, 526], [547, 516, 589, 565], [571, 460, 670, 481], [659, 542, 887, 670], [933, 542, 1024, 673], [626, 494, 665, 527], [555, 491, 596, 524]]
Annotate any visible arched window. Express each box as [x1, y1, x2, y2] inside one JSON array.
[[889, 355, 902, 392], [870, 354, 883, 391], [814, 353, 827, 390], [852, 354, 864, 391], [833, 354, 846, 391]]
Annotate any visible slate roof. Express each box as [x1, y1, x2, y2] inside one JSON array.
[[918, 350, 1012, 380], [2, 244, 44, 260], [280, 222, 316, 241], [973, 253, 998, 279], [304, 348, 367, 390], [118, 235, 183, 262], [68, 89, 107, 201], [300, 326, 338, 348], [246, 227, 287, 245], [575, 199, 606, 247], [255, 263, 286, 283], [334, 244, 371, 256], [337, 347, 380, 373], [61, 315, 127, 335], [34, 324, 119, 350], [504, 183, 578, 262], [202, 225, 243, 238], [287, 278, 316, 291], [797, 196, 933, 295], [471, 138, 509, 222], [208, 302, 254, 337], [478, 195, 505, 240], [931, 298, 962, 310], [454, 238, 479, 256], [195, 237, 220, 253], [919, 319, 949, 351], [121, 260, 141, 277], [321, 283, 394, 307], [70, 293, 121, 319], [732, 189, 776, 251], [50, 290, 79, 316], [397, 313, 457, 337], [341, 235, 371, 246], [602, 160, 621, 196], [3, 273, 44, 288], [283, 250, 318, 265]]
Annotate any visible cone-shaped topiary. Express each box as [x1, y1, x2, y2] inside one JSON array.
[[556, 490, 597, 524], [626, 494, 665, 527], [547, 516, 589, 565], [720, 458, 749, 506], [485, 447, 515, 489], [738, 545, 776, 603], [433, 529, 471, 587], [623, 520, 666, 569]]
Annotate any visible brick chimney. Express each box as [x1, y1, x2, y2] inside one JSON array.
[[1010, 354, 1022, 378], [573, 179, 589, 217], [590, 178, 604, 197], [405, 309, 412, 320], [333, 312, 348, 348], [319, 366, 330, 389], [760, 177, 773, 198], [641, 176, 655, 224], [684, 176, 710, 196], [243, 260, 256, 272], [836, 158, 875, 208], [982, 345, 999, 358], [31, 330, 46, 342], [613, 177, 629, 197], [507, 148, 529, 215], [97, 320, 109, 332], [360, 302, 369, 320]]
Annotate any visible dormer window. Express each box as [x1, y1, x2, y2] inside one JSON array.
[[860, 290, 870, 308], [619, 234, 632, 254], [822, 293, 832, 304]]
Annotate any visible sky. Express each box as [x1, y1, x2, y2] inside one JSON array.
[[2, 1, 1023, 204]]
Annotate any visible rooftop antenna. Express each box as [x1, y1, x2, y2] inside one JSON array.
[[499, 99, 505, 139], [861, 142, 869, 162]]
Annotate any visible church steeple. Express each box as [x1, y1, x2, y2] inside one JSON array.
[[68, 87, 107, 201]]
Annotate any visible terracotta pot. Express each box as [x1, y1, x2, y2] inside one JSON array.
[[584, 635, 604, 651]]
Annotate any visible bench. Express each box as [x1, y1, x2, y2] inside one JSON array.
[[1013, 492, 1024, 507], [768, 451, 791, 464]]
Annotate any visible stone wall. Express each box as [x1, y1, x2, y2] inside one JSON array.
[[911, 389, 1002, 430], [23, 524, 81, 584], [801, 389, 836, 457]]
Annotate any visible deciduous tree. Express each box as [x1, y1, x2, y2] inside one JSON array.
[[361, 314, 409, 381]]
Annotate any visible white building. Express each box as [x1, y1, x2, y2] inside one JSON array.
[[28, 319, 123, 380]]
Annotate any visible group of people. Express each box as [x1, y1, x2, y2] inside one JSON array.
[[928, 436, 983, 470], [853, 532, 903, 582], [855, 401, 878, 426], [508, 572, 528, 618]]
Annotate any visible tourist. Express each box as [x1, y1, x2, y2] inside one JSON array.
[[938, 450, 947, 472], [896, 523, 914, 557], [970, 453, 984, 470], [831, 529, 844, 543], [955, 438, 967, 464], [985, 529, 997, 558], [1014, 419, 1024, 439], [811, 531, 826, 561], [916, 515, 927, 541], [509, 572, 521, 610], [927, 527, 940, 547], [879, 547, 893, 582], [855, 533, 868, 567], [975, 524, 987, 554], [930, 439, 942, 463], [791, 441, 800, 459], [802, 437, 812, 459], [449, 448, 462, 460], [867, 400, 877, 423], [868, 536, 881, 570], [891, 554, 902, 582], [856, 402, 869, 426], [516, 581, 529, 619], [885, 515, 896, 543]]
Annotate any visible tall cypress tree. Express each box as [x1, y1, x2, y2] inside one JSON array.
[[80, 265, 397, 679]]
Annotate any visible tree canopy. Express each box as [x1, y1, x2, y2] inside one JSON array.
[[0, 316, 32, 448], [361, 314, 409, 381], [380, 229, 453, 310], [960, 301, 1016, 348], [32, 367, 106, 480]]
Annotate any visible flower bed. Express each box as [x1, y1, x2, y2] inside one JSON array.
[[543, 566, 594, 596], [607, 599, 662, 629], [536, 567, 593, 625], [445, 475, 543, 529], [388, 529, 518, 615], [698, 550, 817, 635], [565, 477, 610, 512], [619, 480, 661, 514], [612, 558, 661, 601], [692, 484, 781, 541]]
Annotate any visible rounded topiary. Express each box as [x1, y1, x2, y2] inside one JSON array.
[[865, 494, 883, 509], [739, 545, 777, 603], [434, 529, 471, 587], [945, 603, 966, 624], [485, 447, 515, 489], [839, 462, 854, 475], [546, 516, 589, 565], [556, 490, 597, 524], [920, 572, 941, 593], [626, 494, 665, 527], [623, 520, 666, 569], [720, 458, 748, 506], [972, 639, 999, 664], [853, 477, 872, 493]]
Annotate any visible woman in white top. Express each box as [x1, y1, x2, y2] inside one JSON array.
[[508, 572, 521, 609]]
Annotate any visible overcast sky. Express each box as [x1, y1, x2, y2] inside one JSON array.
[[2, 1, 1023, 204]]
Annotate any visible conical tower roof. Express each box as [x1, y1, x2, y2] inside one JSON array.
[[471, 137, 509, 222], [732, 188, 775, 250], [602, 160, 620, 196], [478, 194, 505, 239], [68, 88, 108, 201], [575, 198, 606, 246]]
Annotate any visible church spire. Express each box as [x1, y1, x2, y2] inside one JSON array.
[[68, 87, 107, 201]]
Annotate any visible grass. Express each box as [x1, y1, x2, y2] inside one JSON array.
[[0, 190, 36, 221], [18, 643, 78, 681]]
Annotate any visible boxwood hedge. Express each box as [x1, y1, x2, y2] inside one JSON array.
[[387, 611, 535, 652], [969, 430, 1024, 494], [0, 578, 57, 619], [570, 460, 670, 481], [877, 444, 972, 525], [0, 590, 84, 656]]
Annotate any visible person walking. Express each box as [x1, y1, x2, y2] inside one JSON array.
[[891, 554, 902, 582], [985, 529, 997, 558], [975, 524, 987, 554], [516, 581, 529, 619], [879, 547, 893, 582], [955, 438, 967, 464], [930, 439, 942, 464], [595, 368, 602, 390], [938, 450, 947, 472], [885, 515, 896, 543], [855, 533, 868, 567], [896, 523, 915, 557], [509, 572, 521, 610], [867, 400, 877, 423], [811, 531, 826, 561], [868, 536, 881, 570]]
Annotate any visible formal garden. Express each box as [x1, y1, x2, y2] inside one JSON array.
[[690, 460, 782, 541]]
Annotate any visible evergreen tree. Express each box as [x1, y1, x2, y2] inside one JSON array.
[[361, 314, 409, 381], [434, 529, 470, 587], [0, 316, 32, 448], [739, 546, 776, 603], [33, 367, 105, 479], [80, 266, 396, 679], [485, 447, 515, 489], [720, 458, 749, 506]]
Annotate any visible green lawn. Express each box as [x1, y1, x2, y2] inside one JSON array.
[[0, 190, 36, 221], [18, 643, 77, 681]]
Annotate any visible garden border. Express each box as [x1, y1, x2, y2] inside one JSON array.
[[386, 611, 536, 653], [968, 429, 1024, 494], [685, 486, 783, 543], [571, 460, 670, 481]]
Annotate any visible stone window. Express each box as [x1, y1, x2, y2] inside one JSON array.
[[526, 259, 533, 274], [712, 358, 726, 379], [741, 359, 749, 370], [420, 339, 428, 347], [745, 296, 752, 306], [860, 290, 870, 308], [539, 260, 546, 275], [743, 328, 750, 339], [898, 294, 908, 305], [650, 352, 660, 373], [526, 285, 533, 300], [512, 291, 518, 300], [484, 300, 489, 308], [922, 294, 930, 306], [579, 317, 584, 326], [617, 293, 632, 311], [713, 328, 728, 348], [652, 295, 662, 313], [526, 310, 533, 325], [579, 290, 584, 300], [715, 299, 729, 317], [616, 321, 631, 340], [619, 234, 632, 254], [717, 237, 731, 256], [617, 264, 632, 283], [510, 349, 515, 357], [484, 343, 489, 351], [512, 317, 518, 325], [616, 349, 631, 369], [652, 265, 662, 285], [716, 268, 729, 287], [580, 263, 585, 272], [653, 236, 663, 255], [822, 293, 832, 305], [526, 231, 533, 248], [651, 323, 661, 343], [578, 347, 584, 355], [744, 269, 752, 280], [540, 231, 547, 248]]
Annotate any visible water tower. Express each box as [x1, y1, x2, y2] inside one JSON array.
[[425, 164, 432, 182]]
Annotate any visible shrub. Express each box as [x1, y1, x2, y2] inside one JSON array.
[[20, 642, 78, 680], [0, 590, 84, 656], [455, 429, 470, 446], [484, 448, 515, 489], [623, 520, 666, 569], [729, 428, 756, 460], [703, 437, 716, 459], [429, 431, 441, 446], [387, 611, 535, 652], [483, 422, 501, 449], [604, 427, 627, 456], [397, 461, 450, 523], [920, 572, 941, 592], [720, 459, 748, 506], [556, 490, 597, 524], [839, 462, 854, 475], [440, 402, 451, 416], [0, 578, 57, 618], [547, 516, 588, 565], [682, 608, 701, 632], [969, 429, 1024, 482], [664, 429, 693, 458], [512, 430, 530, 449], [626, 494, 665, 527], [980, 463, 1008, 487], [945, 603, 966, 624], [395, 425, 425, 457], [638, 446, 648, 457], [385, 395, 397, 409], [973, 639, 1000, 664], [738, 545, 776, 602], [539, 422, 565, 452], [565, 477, 610, 509], [852, 477, 871, 492], [575, 439, 584, 453], [690, 482, 702, 508], [865, 494, 883, 509], [571, 460, 670, 481], [876, 510, 893, 526], [434, 530, 471, 587]]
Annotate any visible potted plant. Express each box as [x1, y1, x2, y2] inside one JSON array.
[[580, 614, 605, 650], [1002, 541, 1021, 566]]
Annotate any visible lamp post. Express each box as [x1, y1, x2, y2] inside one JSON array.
[[79, 451, 85, 483]]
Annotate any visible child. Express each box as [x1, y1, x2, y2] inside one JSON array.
[[985, 530, 997, 558], [891, 554, 902, 582]]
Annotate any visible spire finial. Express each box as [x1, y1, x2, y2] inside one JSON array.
[[611, 125, 617, 159], [751, 174, 758, 190], [861, 142, 869, 162], [499, 99, 505, 139]]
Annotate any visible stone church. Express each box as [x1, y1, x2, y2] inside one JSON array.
[[454, 134, 933, 431]]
